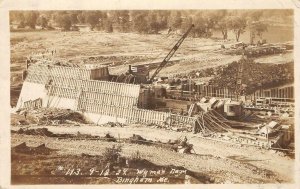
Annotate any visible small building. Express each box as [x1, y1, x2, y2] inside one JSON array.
[[212, 99, 226, 114], [197, 97, 219, 112], [257, 121, 280, 137], [281, 125, 294, 146], [224, 100, 243, 119], [138, 88, 152, 109]]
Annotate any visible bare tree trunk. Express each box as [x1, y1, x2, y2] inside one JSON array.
[[236, 30, 241, 42], [222, 29, 228, 40]]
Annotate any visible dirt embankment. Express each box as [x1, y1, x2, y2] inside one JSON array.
[[210, 59, 294, 94], [11, 134, 209, 184], [11, 108, 88, 126], [11, 124, 294, 184]]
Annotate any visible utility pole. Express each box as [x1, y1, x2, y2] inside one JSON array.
[[266, 126, 269, 148]]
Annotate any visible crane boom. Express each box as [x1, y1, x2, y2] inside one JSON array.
[[149, 24, 194, 82]]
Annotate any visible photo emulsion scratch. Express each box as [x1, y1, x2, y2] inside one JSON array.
[[9, 9, 295, 185]]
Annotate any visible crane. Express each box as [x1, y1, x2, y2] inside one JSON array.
[[148, 24, 194, 83]]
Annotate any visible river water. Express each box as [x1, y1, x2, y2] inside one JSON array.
[[213, 25, 293, 43]]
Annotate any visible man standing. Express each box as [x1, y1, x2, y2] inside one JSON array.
[[24, 111, 28, 119]]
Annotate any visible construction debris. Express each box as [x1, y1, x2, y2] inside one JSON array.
[[171, 136, 195, 154], [128, 134, 150, 145], [14, 108, 88, 125], [103, 122, 125, 127], [104, 133, 117, 142], [12, 142, 54, 155], [13, 128, 56, 137]]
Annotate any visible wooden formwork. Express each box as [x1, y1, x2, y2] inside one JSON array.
[[194, 84, 235, 99], [47, 86, 78, 99], [170, 114, 196, 127], [23, 98, 43, 110], [27, 63, 109, 80], [25, 73, 48, 84], [26, 76, 140, 99], [23, 64, 197, 127], [125, 108, 170, 126]]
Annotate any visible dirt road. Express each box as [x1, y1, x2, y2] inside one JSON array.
[[11, 124, 294, 184]]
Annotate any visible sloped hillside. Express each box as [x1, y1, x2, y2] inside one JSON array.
[[210, 59, 294, 94]]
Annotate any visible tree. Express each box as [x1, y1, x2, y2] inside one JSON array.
[[190, 12, 213, 38], [84, 11, 101, 30], [95, 12, 108, 31], [218, 18, 229, 40], [253, 22, 268, 40], [23, 11, 39, 29], [130, 10, 170, 34], [180, 16, 193, 34], [102, 145, 122, 164], [250, 10, 263, 21], [146, 11, 161, 34], [131, 11, 149, 33], [228, 16, 247, 42], [77, 12, 86, 24], [110, 10, 130, 32], [168, 11, 182, 30], [9, 11, 25, 24], [104, 19, 113, 33], [37, 15, 48, 29], [208, 10, 228, 40], [54, 13, 72, 31], [17, 21, 25, 28], [202, 10, 225, 34], [69, 12, 80, 26], [156, 11, 170, 31]]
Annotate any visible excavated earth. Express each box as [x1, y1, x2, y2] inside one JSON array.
[[11, 123, 294, 184]]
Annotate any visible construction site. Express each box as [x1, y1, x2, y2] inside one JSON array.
[[10, 11, 295, 184]]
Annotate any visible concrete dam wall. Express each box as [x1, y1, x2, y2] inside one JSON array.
[[17, 63, 196, 126]]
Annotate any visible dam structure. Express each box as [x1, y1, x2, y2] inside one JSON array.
[[17, 62, 196, 127]]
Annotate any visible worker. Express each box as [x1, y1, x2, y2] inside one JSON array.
[[257, 40, 262, 46], [167, 27, 172, 35], [180, 136, 188, 147], [24, 111, 27, 119], [193, 122, 200, 134], [22, 70, 28, 81], [26, 59, 30, 69]]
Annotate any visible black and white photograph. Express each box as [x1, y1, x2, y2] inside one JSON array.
[[0, 0, 299, 188]]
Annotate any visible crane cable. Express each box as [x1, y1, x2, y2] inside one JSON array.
[[148, 32, 183, 65]]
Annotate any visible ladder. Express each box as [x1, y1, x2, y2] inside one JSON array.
[[188, 103, 195, 117]]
